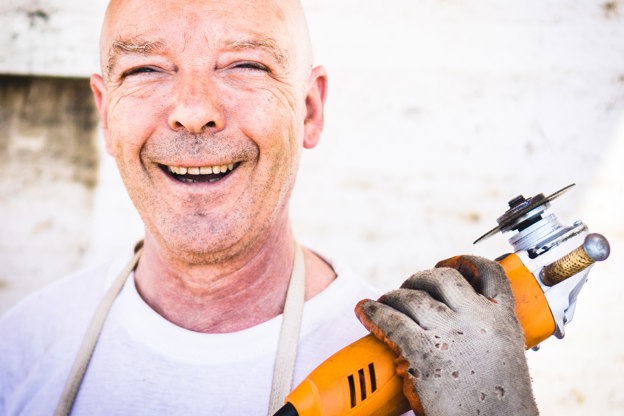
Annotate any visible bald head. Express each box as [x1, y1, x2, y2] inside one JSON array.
[[99, 0, 314, 82]]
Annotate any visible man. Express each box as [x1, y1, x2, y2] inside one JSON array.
[[0, 0, 537, 415]]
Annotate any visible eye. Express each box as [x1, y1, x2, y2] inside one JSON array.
[[121, 66, 159, 78], [232, 61, 269, 72]]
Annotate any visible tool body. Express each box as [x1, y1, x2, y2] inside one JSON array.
[[275, 185, 610, 416]]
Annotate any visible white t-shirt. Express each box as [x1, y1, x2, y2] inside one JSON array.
[[0, 246, 380, 415]]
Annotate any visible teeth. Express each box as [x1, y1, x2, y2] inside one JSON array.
[[167, 164, 235, 176]]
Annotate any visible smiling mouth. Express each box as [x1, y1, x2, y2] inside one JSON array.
[[162, 163, 238, 183]]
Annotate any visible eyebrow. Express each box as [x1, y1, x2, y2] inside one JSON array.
[[106, 37, 167, 76], [225, 37, 290, 67]]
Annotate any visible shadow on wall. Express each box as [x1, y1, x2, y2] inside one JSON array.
[[0, 75, 98, 314]]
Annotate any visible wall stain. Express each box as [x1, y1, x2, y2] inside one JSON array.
[[27, 9, 49, 21], [0, 75, 99, 189], [602, 1, 620, 18], [26, 9, 50, 28]]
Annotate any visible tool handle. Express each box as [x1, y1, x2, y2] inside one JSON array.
[[282, 333, 409, 416], [540, 233, 610, 286]]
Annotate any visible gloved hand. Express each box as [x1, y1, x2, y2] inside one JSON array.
[[355, 255, 539, 416]]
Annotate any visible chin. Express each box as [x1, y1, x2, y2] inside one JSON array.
[[153, 223, 253, 264], [145, 202, 284, 264]]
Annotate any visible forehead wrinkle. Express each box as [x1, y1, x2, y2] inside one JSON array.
[[106, 36, 168, 76]]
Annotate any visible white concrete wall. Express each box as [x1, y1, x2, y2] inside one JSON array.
[[0, 0, 104, 76], [2, 0, 624, 414]]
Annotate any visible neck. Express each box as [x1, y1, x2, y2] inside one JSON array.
[[133, 224, 335, 333]]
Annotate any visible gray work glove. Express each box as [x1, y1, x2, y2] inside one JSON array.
[[355, 255, 539, 416]]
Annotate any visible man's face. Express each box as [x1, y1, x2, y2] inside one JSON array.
[[91, 0, 326, 263]]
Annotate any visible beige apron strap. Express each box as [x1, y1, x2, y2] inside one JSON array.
[[54, 243, 143, 416], [268, 243, 307, 415]]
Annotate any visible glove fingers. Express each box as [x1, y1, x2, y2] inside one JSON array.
[[400, 268, 484, 312], [377, 288, 454, 330], [435, 255, 515, 306], [355, 299, 426, 355]]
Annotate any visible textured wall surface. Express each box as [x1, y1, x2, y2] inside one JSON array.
[[1, 0, 623, 414], [0, 75, 99, 312]]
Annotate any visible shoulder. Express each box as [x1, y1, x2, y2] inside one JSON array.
[[0, 246, 139, 411], [0, 252, 129, 331], [0, 247, 136, 376], [310, 254, 381, 308], [299, 248, 381, 335], [301, 253, 381, 335]]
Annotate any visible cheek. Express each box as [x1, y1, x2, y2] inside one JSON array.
[[106, 90, 165, 158], [234, 84, 304, 149], [229, 91, 302, 210], [245, 104, 301, 183]]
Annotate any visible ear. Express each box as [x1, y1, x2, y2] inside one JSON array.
[[89, 73, 114, 156], [303, 65, 328, 149]]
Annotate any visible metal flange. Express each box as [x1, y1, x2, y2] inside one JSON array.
[[474, 184, 576, 244]]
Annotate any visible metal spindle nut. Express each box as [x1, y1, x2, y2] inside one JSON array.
[[540, 233, 610, 287]]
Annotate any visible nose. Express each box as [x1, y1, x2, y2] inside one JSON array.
[[168, 73, 225, 134]]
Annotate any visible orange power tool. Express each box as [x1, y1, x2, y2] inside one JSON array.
[[274, 184, 610, 416]]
